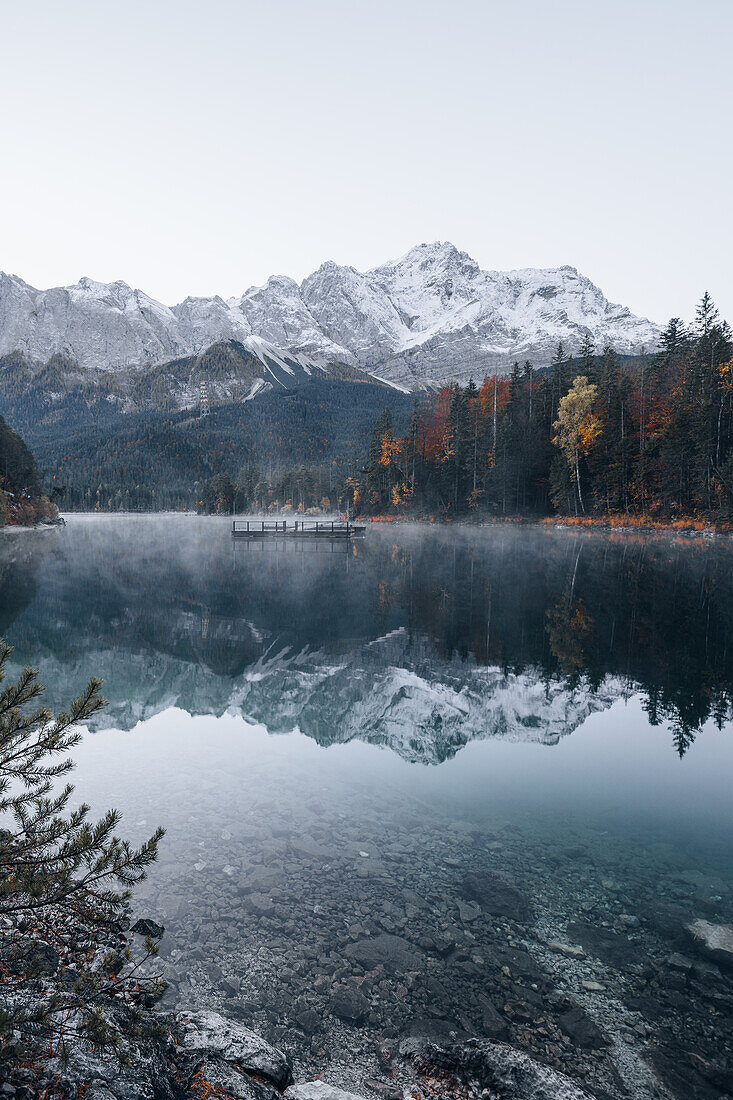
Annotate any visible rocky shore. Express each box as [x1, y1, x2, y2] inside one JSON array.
[[1, 899, 603, 1100], [2, 1001, 600, 1100], [0, 490, 60, 528]]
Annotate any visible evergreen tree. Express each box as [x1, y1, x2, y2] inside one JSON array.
[[0, 642, 164, 1069], [356, 295, 732, 523], [550, 342, 570, 425], [578, 333, 596, 384], [199, 472, 235, 514], [0, 416, 40, 498]]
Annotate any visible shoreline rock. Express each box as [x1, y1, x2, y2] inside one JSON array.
[[1, 994, 604, 1100]]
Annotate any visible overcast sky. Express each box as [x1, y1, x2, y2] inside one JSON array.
[[1, 0, 730, 323]]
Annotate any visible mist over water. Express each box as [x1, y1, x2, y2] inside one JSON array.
[[1, 515, 731, 1096]]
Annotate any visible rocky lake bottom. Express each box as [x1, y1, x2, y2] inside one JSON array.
[[66, 710, 733, 1100]]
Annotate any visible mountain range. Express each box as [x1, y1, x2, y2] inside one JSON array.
[[0, 242, 661, 390]]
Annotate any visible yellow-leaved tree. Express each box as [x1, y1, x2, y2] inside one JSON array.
[[553, 375, 602, 514]]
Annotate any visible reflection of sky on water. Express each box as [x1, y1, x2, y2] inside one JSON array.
[[69, 694, 733, 876]]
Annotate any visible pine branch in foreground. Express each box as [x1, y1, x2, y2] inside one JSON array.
[[0, 640, 166, 1076]]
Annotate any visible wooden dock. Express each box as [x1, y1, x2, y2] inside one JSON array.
[[232, 519, 366, 540]]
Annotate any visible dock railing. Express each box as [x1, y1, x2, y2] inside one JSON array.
[[232, 519, 364, 538]]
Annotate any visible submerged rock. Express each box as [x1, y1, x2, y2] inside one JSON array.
[[686, 918, 733, 971], [344, 933, 424, 973], [294, 1001, 322, 1034], [478, 995, 510, 1037], [242, 891, 275, 916], [547, 940, 585, 959], [557, 1004, 609, 1049], [329, 985, 370, 1022], [132, 918, 165, 939], [460, 871, 531, 922], [402, 1036, 593, 1099], [565, 920, 644, 969]]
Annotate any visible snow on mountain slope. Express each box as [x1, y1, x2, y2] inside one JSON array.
[[0, 243, 661, 385], [171, 294, 250, 350], [227, 629, 624, 764], [136, 336, 328, 412], [0, 272, 187, 369], [16, 627, 623, 765], [235, 275, 348, 363], [357, 243, 660, 385]]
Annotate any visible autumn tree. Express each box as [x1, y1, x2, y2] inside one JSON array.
[[197, 472, 235, 514], [363, 407, 398, 512], [553, 376, 602, 514]]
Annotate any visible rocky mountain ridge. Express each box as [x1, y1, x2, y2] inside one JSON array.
[[7, 627, 624, 765], [0, 334, 388, 432], [0, 243, 661, 388]]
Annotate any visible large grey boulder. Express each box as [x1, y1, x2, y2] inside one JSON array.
[[460, 871, 532, 922], [195, 1056, 281, 1099], [285, 1084, 367, 1100], [175, 1009, 291, 1088], [329, 985, 370, 1022], [566, 920, 644, 969], [344, 933, 424, 973], [557, 1005, 609, 1049]]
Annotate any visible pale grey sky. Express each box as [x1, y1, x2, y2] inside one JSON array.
[[1, 0, 730, 323]]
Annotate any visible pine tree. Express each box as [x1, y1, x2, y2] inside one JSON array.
[[0, 416, 40, 497], [658, 317, 689, 361], [578, 333, 596, 384], [363, 407, 394, 512], [696, 291, 720, 339], [0, 642, 164, 1069], [550, 342, 569, 426]]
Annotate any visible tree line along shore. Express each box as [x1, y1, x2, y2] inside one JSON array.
[[2, 294, 732, 529], [194, 295, 733, 527]]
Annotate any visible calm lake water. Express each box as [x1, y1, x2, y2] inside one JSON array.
[[1, 516, 731, 1099]]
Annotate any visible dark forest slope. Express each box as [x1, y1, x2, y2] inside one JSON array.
[[29, 379, 412, 510]]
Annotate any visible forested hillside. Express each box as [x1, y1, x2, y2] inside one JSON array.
[[0, 415, 58, 524], [0, 338, 376, 445], [32, 379, 411, 511], [355, 296, 733, 522]]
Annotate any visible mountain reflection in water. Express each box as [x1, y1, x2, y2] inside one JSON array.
[[1, 515, 732, 761]]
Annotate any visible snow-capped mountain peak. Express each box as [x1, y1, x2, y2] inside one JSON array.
[[0, 243, 662, 386]]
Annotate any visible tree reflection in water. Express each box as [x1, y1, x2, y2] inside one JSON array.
[[1, 519, 731, 758]]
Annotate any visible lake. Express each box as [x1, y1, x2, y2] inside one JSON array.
[[1, 515, 731, 1099]]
